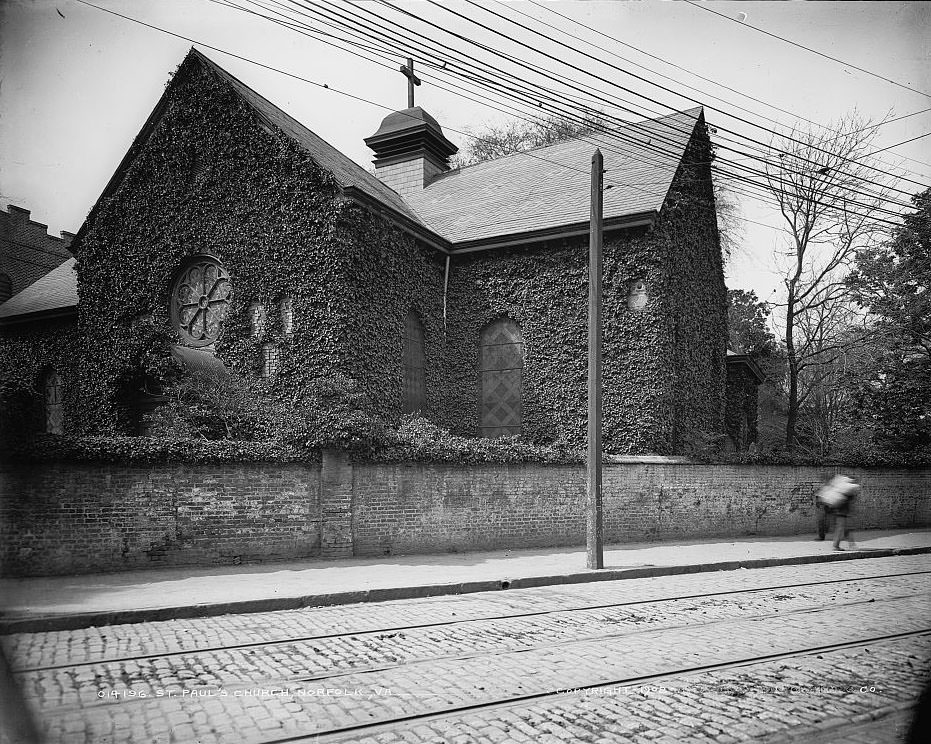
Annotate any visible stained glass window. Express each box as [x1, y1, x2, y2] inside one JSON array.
[[479, 319, 523, 437], [44, 370, 64, 435], [403, 310, 426, 413], [170, 257, 231, 347]]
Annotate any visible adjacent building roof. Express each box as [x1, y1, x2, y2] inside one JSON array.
[[405, 108, 702, 246], [726, 350, 766, 383], [0, 258, 77, 323]]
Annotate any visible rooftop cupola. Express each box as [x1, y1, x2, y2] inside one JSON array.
[[364, 106, 458, 197]]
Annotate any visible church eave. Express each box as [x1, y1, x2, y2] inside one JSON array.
[[448, 210, 657, 254], [341, 186, 452, 254], [0, 306, 77, 327]]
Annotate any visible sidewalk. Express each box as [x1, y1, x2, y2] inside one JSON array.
[[2, 528, 930, 633]]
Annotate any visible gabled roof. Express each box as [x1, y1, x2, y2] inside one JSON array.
[[405, 108, 703, 247], [67, 49, 704, 264], [0, 258, 77, 323]]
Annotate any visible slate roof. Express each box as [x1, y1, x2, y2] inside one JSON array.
[[405, 108, 702, 245], [0, 258, 77, 321]]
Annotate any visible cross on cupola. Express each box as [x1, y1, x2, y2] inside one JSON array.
[[400, 57, 421, 108]]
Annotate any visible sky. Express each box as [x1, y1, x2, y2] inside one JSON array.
[[2, 0, 930, 302]]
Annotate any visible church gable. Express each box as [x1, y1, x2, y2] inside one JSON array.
[[68, 51, 363, 434]]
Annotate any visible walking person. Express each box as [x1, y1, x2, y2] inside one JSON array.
[[817, 474, 861, 551]]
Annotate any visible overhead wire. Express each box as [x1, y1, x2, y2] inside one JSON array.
[[247, 0, 906, 228], [264, 0, 830, 216], [230, 0, 910, 228], [682, 0, 931, 100], [75, 0, 786, 234], [525, 0, 931, 174], [362, 0, 914, 221], [74, 0, 913, 235], [443, 0, 927, 200]]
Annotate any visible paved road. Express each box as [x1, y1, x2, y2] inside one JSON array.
[[3, 555, 930, 744]]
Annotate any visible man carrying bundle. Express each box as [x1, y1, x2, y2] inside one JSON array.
[[817, 474, 861, 551]]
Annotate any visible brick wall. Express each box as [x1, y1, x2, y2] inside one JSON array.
[[0, 205, 73, 301], [2, 458, 928, 576], [351, 460, 931, 556], [0, 463, 323, 577]]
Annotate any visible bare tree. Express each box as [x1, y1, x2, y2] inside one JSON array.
[[714, 180, 745, 264], [764, 113, 897, 449]]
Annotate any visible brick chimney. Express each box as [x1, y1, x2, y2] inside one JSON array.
[[364, 107, 458, 198]]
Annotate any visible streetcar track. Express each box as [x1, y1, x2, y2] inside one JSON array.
[[234, 628, 931, 744], [11, 567, 931, 674], [18, 591, 931, 716]]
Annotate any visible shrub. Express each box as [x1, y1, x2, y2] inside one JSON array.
[[2, 434, 310, 465]]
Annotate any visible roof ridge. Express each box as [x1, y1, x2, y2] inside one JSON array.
[[441, 107, 703, 178]]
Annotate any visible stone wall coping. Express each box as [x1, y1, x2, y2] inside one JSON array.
[[604, 455, 694, 464]]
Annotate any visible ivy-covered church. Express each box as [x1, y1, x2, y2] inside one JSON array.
[[0, 48, 760, 454]]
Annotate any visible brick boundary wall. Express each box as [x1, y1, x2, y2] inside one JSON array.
[[350, 460, 931, 556], [1, 454, 929, 576], [0, 463, 325, 577]]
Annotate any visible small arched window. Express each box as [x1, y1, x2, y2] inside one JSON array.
[[262, 343, 279, 379], [43, 370, 64, 435], [0, 273, 12, 303], [250, 303, 267, 337], [479, 318, 523, 437], [403, 310, 426, 413], [280, 297, 294, 336]]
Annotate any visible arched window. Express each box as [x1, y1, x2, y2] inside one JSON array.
[[403, 310, 426, 413], [262, 343, 279, 379], [249, 303, 267, 337], [0, 273, 11, 303], [280, 297, 294, 336], [479, 318, 523, 437], [43, 370, 64, 435]]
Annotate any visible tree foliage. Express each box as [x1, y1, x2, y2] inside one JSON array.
[[846, 187, 931, 449], [726, 289, 777, 357], [848, 188, 931, 354], [453, 112, 608, 166]]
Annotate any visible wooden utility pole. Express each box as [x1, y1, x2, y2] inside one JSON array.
[[587, 149, 604, 570]]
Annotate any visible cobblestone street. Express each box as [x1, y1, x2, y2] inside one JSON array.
[[3, 554, 930, 744]]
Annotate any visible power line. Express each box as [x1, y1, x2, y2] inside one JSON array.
[[865, 130, 931, 156], [443, 0, 927, 199], [284, 0, 907, 221], [251, 0, 908, 230], [683, 0, 931, 100], [368, 0, 914, 220], [523, 0, 931, 174], [248, 0, 911, 227], [74, 0, 786, 237], [73, 0, 909, 237]]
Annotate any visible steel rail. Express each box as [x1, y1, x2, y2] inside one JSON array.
[[13, 568, 931, 674]]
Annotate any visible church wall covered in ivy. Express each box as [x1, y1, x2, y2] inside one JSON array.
[[0, 48, 755, 456]]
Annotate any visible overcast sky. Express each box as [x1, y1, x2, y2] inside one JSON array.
[[2, 0, 930, 301]]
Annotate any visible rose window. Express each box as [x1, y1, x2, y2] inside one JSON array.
[[170, 258, 232, 347]]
